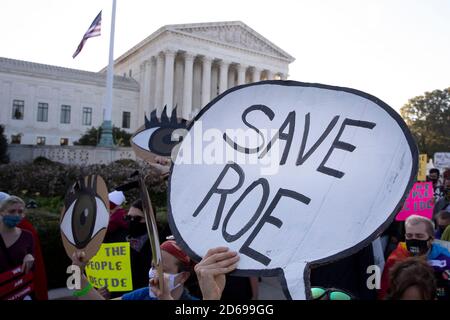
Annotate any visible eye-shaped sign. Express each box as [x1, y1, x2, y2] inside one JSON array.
[[60, 175, 110, 261], [168, 81, 418, 300], [131, 107, 188, 164]]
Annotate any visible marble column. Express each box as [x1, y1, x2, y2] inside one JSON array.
[[219, 60, 230, 94], [237, 64, 247, 85], [252, 67, 261, 83], [163, 50, 176, 114], [138, 62, 146, 120], [266, 70, 274, 80], [280, 73, 287, 80], [183, 52, 195, 119], [154, 53, 164, 112], [144, 58, 154, 115], [201, 56, 212, 107]]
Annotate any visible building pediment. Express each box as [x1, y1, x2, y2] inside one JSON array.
[[170, 21, 294, 62]]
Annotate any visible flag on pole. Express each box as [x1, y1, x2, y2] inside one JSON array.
[[72, 11, 102, 59]]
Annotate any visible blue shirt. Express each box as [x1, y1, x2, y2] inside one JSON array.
[[122, 287, 199, 300]]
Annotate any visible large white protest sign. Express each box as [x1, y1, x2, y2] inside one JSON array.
[[168, 81, 418, 300], [434, 152, 450, 170]]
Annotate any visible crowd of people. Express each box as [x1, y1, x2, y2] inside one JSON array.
[[0, 167, 449, 300]]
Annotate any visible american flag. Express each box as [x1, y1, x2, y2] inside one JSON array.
[[72, 11, 102, 59]]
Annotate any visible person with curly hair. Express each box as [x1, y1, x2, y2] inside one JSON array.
[[386, 257, 437, 300]]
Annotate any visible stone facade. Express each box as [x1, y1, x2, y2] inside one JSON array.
[[0, 57, 140, 146], [1, 21, 294, 149], [112, 21, 295, 120]]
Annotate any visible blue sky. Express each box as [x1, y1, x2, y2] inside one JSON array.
[[1, 0, 449, 112]]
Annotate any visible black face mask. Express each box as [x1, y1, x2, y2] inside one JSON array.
[[406, 238, 430, 256], [128, 220, 147, 237]]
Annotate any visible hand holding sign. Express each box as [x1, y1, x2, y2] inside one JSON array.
[[169, 81, 418, 299], [194, 247, 240, 300]]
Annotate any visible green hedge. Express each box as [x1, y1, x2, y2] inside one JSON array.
[[0, 158, 168, 200]]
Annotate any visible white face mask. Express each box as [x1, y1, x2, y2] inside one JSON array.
[[148, 267, 183, 298]]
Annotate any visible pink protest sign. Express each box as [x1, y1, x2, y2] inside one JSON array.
[[396, 182, 434, 221]]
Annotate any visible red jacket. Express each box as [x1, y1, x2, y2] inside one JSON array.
[[18, 219, 48, 300]]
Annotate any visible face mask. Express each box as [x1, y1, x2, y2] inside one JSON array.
[[406, 238, 430, 256], [2, 215, 22, 228], [128, 220, 147, 237], [148, 268, 183, 298]]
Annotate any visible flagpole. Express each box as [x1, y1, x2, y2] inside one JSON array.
[[98, 0, 116, 147]]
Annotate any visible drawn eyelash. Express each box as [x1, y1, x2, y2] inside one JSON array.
[[131, 106, 188, 157]]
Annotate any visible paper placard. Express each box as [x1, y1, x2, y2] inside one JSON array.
[[85, 242, 133, 292]]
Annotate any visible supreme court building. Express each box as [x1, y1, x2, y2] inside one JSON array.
[[0, 21, 295, 146]]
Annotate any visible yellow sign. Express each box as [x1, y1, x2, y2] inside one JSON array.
[[417, 154, 427, 182], [85, 242, 133, 292]]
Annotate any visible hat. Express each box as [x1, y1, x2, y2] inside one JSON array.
[[0, 192, 10, 203], [160, 240, 191, 268], [108, 190, 125, 206]]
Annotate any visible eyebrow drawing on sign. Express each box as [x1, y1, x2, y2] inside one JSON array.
[[165, 80, 417, 300]]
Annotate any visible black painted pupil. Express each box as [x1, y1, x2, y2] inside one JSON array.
[[72, 193, 97, 249], [149, 127, 182, 156]]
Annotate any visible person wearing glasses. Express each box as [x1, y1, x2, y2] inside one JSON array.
[[95, 198, 152, 299], [0, 196, 35, 300], [104, 190, 128, 243]]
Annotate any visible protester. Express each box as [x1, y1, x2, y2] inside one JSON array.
[[104, 190, 128, 243], [0, 193, 47, 300], [428, 168, 443, 200], [435, 210, 450, 240], [385, 257, 437, 300], [0, 196, 35, 273], [379, 214, 450, 299], [434, 172, 450, 217], [102, 198, 152, 296], [121, 240, 196, 300], [70, 241, 239, 300], [0, 196, 35, 300]]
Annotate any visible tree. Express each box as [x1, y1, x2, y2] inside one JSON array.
[[73, 125, 132, 147], [0, 125, 10, 164], [400, 88, 450, 158]]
